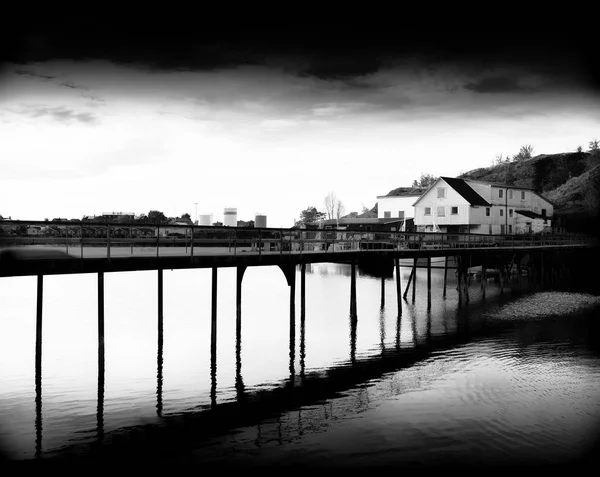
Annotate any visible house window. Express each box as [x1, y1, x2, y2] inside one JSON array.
[[451, 206, 458, 215], [508, 224, 513, 234], [384, 211, 391, 218], [424, 207, 431, 216], [500, 225, 505, 234], [500, 209, 504, 217], [437, 206, 445, 217], [485, 208, 490, 217], [508, 190, 513, 199], [499, 189, 504, 198], [541, 208, 546, 216], [437, 187, 446, 198], [521, 191, 526, 200], [509, 209, 513, 217]]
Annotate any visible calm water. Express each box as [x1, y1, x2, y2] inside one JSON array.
[[1, 259, 600, 468]]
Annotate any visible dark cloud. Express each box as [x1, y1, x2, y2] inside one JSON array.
[[3, 17, 599, 91], [14, 69, 55, 81], [60, 81, 88, 90], [23, 105, 98, 124], [464, 77, 535, 94]]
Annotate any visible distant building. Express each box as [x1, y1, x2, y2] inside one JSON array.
[[413, 177, 554, 234], [377, 186, 426, 232]]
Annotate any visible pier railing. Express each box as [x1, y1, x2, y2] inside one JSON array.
[[0, 220, 596, 259]]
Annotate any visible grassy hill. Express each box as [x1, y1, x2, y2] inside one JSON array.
[[458, 151, 600, 235]]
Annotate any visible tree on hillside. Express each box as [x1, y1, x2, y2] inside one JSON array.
[[324, 191, 345, 221], [589, 139, 599, 151], [147, 210, 168, 224], [294, 206, 326, 227], [576, 145, 583, 153], [411, 173, 436, 188], [512, 144, 534, 162], [182, 213, 191, 221]]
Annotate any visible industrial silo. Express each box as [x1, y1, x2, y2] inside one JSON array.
[[223, 207, 237, 227], [198, 214, 212, 226], [255, 213, 267, 228]]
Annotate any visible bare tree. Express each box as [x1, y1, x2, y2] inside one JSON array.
[[512, 144, 534, 162], [589, 139, 600, 151], [324, 191, 345, 221]]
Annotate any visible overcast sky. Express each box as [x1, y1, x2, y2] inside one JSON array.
[[2, 19, 599, 227]]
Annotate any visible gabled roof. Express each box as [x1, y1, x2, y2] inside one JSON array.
[[413, 177, 490, 206], [442, 177, 491, 206]]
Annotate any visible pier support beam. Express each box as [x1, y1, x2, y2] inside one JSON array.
[[380, 272, 385, 309], [236, 266, 246, 348], [300, 263, 306, 382], [403, 261, 415, 300], [427, 257, 431, 308], [443, 256, 448, 298], [211, 267, 217, 407], [395, 258, 402, 316], [97, 272, 105, 437], [412, 257, 417, 302], [350, 261, 357, 317], [289, 267, 296, 383], [35, 275, 43, 458], [157, 269, 163, 416]]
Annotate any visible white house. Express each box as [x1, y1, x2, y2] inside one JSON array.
[[377, 187, 426, 231], [413, 177, 554, 234]]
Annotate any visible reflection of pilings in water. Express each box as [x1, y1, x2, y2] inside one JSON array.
[[300, 263, 306, 382], [349, 313, 357, 365], [157, 269, 163, 416], [211, 267, 217, 408], [411, 306, 417, 346], [426, 309, 432, 345], [97, 272, 105, 440], [35, 274, 43, 459]]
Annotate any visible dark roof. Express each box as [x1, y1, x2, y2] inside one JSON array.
[[516, 210, 549, 219], [440, 177, 491, 206]]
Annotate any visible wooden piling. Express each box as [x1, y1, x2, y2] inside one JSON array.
[[427, 256, 431, 307], [395, 258, 402, 316], [211, 267, 217, 361], [380, 271, 385, 309], [97, 273, 105, 438], [411, 257, 417, 302], [350, 260, 357, 317], [35, 274, 43, 458], [443, 256, 448, 298], [403, 263, 415, 300]]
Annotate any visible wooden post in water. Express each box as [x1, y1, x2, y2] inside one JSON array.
[[411, 257, 417, 302], [395, 258, 402, 315], [350, 260, 357, 317], [35, 276, 43, 458], [236, 266, 245, 354], [540, 251, 545, 289], [289, 266, 296, 383], [443, 255, 448, 298], [300, 263, 306, 381], [427, 256, 431, 307], [211, 267, 217, 362], [481, 257, 487, 298], [455, 255, 462, 303], [499, 253, 504, 294], [98, 272, 105, 352], [403, 262, 415, 300], [157, 269, 163, 415], [97, 272, 105, 439], [380, 270, 385, 309]]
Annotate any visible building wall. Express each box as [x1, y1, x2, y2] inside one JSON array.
[[377, 196, 418, 219], [414, 179, 471, 227]]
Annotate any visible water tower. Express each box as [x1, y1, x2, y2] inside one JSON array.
[[198, 214, 212, 226], [255, 213, 267, 228], [223, 207, 237, 227]]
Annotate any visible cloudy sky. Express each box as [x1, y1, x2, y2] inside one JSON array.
[[2, 18, 599, 227]]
